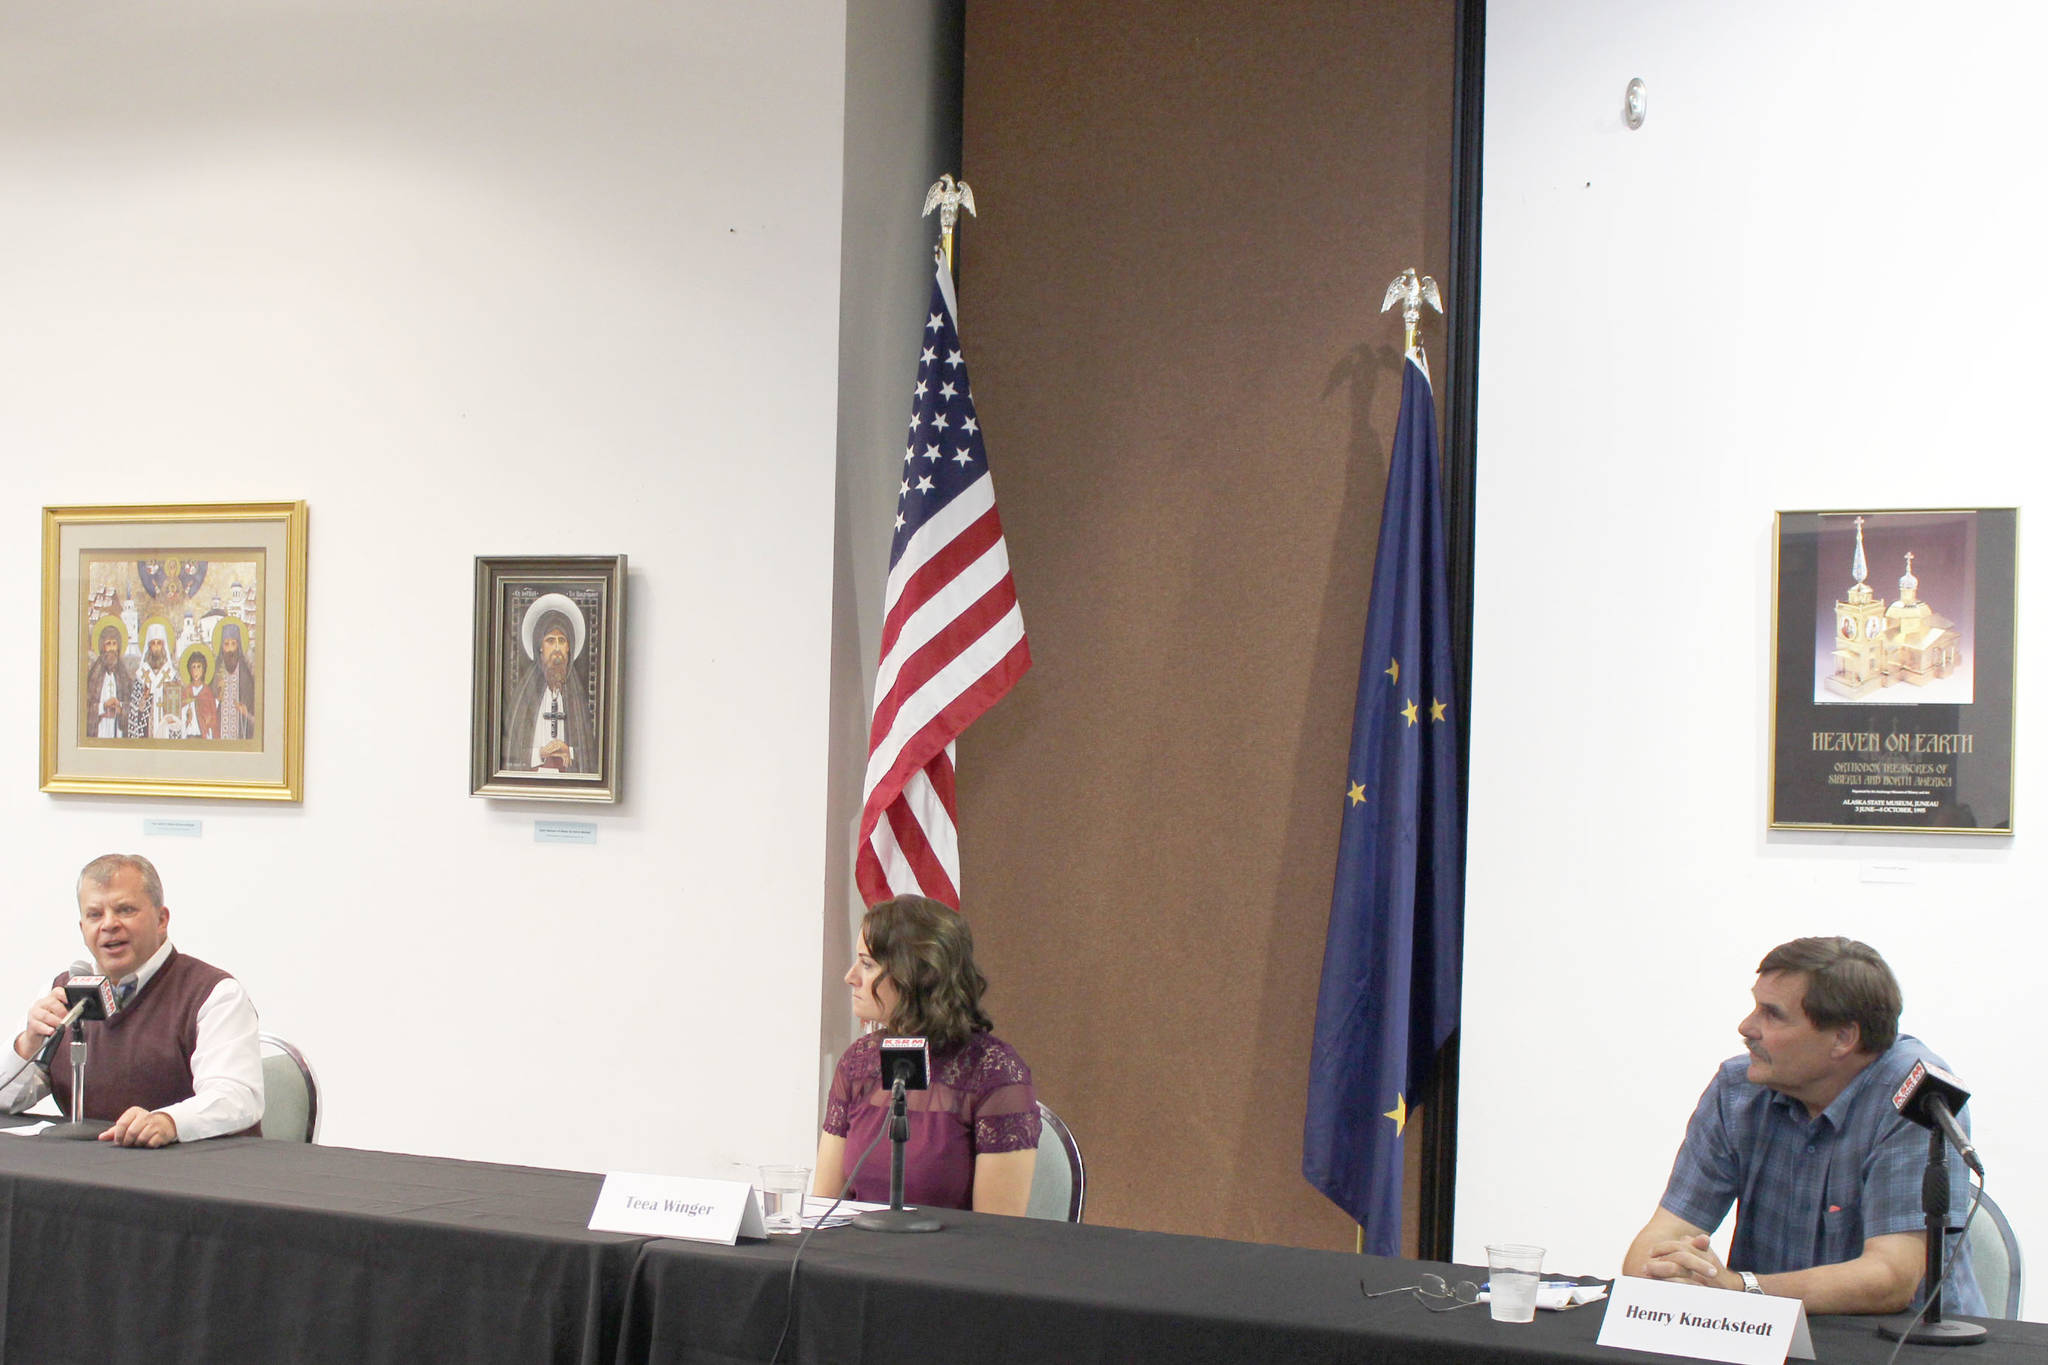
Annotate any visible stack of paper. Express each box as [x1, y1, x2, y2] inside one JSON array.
[[1476, 1280, 1608, 1311], [797, 1195, 891, 1231], [1535, 1281, 1609, 1311]]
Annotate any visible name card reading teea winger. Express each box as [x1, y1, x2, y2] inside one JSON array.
[[1597, 1276, 1813, 1365], [587, 1172, 766, 1244]]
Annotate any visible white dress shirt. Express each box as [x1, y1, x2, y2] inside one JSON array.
[[0, 939, 265, 1141]]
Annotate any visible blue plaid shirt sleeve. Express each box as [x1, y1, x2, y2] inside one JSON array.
[[1659, 1064, 1743, 1233], [1856, 1099, 1977, 1242], [1858, 1109, 1934, 1236]]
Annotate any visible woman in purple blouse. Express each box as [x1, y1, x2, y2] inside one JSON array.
[[814, 894, 1041, 1214]]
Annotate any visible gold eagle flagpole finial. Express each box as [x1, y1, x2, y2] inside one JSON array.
[[923, 174, 977, 276], [1380, 267, 1444, 357]]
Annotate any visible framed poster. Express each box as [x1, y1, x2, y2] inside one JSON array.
[[40, 502, 308, 801], [470, 555, 625, 802], [1769, 508, 2016, 833]]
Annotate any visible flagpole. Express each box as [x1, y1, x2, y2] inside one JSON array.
[[855, 177, 1029, 910], [922, 173, 976, 279], [1309, 263, 1455, 1260], [1374, 265, 1445, 1263]]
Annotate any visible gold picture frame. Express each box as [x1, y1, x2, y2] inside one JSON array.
[[41, 502, 308, 801], [1768, 507, 2016, 834], [470, 554, 626, 802]]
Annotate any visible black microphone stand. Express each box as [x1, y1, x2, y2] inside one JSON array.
[[853, 1078, 942, 1234], [45, 1016, 109, 1141], [1876, 1126, 1985, 1345], [71, 1017, 86, 1123]]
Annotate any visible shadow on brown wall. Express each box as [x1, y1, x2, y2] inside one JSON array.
[[957, 3, 1458, 1251]]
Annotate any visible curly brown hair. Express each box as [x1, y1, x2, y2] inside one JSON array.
[[863, 894, 994, 1050]]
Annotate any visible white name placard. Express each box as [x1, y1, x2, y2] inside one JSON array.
[[587, 1172, 766, 1245], [1598, 1276, 1813, 1364]]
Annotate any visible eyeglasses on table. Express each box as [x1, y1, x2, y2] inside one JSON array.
[[1359, 1273, 1483, 1312]]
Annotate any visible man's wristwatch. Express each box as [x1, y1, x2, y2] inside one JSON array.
[[1738, 1270, 1764, 1295]]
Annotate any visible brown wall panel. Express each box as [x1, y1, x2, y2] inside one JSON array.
[[959, 3, 1457, 1250]]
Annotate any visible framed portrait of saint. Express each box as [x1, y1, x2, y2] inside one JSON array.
[[40, 501, 309, 801], [470, 555, 625, 802]]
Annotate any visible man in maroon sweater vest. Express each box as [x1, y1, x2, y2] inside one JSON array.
[[2, 853, 262, 1147]]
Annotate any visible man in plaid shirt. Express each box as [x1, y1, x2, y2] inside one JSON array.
[[1622, 937, 1983, 1316]]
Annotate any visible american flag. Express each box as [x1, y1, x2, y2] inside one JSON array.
[[855, 258, 1031, 908]]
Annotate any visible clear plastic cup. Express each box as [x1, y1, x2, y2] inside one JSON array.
[[758, 1164, 811, 1234], [1486, 1243, 1544, 1322]]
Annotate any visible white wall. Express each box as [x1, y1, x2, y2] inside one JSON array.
[[0, 1, 865, 1177], [1463, 1, 2046, 1317]]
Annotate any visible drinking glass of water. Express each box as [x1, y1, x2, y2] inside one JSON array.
[[758, 1164, 811, 1234], [1485, 1243, 1545, 1322]]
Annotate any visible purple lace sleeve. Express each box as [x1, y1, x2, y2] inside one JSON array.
[[823, 1035, 877, 1137], [963, 1035, 1040, 1155], [974, 1108, 1042, 1154]]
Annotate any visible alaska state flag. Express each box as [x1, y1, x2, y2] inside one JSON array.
[[1302, 346, 1464, 1254]]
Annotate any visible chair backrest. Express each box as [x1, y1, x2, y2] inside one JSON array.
[[1963, 1187, 2022, 1319], [1024, 1100, 1084, 1223], [258, 1033, 319, 1142]]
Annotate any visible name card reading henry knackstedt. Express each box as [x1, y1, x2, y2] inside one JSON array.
[[143, 818, 203, 838], [587, 1172, 766, 1245], [1598, 1276, 1812, 1365]]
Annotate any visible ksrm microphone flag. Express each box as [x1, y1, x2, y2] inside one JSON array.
[[878, 1036, 931, 1091], [36, 962, 118, 1066], [1890, 1059, 1982, 1175]]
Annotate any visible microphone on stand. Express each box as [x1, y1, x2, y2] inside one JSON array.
[[39, 961, 121, 1142], [855, 1037, 942, 1235], [1890, 1060, 1982, 1176], [33, 963, 118, 1068], [1875, 1059, 1988, 1346]]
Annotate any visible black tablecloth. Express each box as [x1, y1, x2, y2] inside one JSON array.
[[625, 1207, 2048, 1365], [0, 1127, 639, 1365], [0, 1120, 2038, 1365]]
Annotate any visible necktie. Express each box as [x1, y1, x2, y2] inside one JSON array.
[[115, 981, 135, 1009]]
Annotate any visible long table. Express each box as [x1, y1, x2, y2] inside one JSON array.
[[0, 1124, 2038, 1365], [625, 1206, 2048, 1365], [0, 1123, 638, 1364]]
